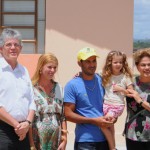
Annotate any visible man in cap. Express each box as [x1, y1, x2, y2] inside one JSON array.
[[64, 47, 114, 150]]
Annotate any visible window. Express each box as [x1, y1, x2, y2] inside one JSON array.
[[0, 0, 45, 54]]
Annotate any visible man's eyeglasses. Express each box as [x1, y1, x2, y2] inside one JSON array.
[[4, 43, 21, 48]]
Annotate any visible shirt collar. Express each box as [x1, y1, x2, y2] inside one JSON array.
[[0, 57, 20, 72]]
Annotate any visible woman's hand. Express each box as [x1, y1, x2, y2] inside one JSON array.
[[126, 89, 141, 103], [127, 89, 150, 111], [57, 136, 67, 150]]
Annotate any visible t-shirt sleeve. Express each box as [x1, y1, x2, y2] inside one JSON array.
[[126, 76, 133, 87], [64, 82, 76, 104]]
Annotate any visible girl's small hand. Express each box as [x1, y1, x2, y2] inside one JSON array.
[[113, 84, 123, 92], [73, 72, 81, 78]]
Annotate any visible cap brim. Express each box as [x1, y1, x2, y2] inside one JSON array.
[[82, 54, 99, 60]]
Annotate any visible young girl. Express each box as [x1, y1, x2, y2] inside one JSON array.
[[101, 50, 133, 150]]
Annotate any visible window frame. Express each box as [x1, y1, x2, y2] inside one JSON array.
[[0, 0, 45, 54]]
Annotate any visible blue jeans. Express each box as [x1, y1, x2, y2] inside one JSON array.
[[74, 141, 109, 150]]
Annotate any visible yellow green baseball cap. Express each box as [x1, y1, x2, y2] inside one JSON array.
[[77, 47, 99, 61]]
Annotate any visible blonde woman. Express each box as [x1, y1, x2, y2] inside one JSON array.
[[29, 53, 67, 150]]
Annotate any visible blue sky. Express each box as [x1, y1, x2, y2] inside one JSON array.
[[134, 0, 150, 40]]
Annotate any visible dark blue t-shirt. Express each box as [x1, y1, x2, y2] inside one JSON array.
[[64, 74, 106, 142]]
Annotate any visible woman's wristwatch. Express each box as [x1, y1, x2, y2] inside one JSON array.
[[139, 99, 144, 106]]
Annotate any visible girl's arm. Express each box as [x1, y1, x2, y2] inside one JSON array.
[[113, 84, 133, 95]]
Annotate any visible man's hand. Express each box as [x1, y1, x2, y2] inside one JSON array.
[[15, 121, 30, 141], [93, 116, 114, 128]]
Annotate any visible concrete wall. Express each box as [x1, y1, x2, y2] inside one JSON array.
[[45, 0, 134, 86]]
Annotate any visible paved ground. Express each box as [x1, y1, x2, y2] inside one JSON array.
[[66, 110, 127, 150]]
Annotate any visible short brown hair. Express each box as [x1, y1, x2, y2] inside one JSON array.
[[133, 48, 150, 66]]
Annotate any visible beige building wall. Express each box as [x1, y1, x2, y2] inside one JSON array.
[[45, 0, 134, 87]]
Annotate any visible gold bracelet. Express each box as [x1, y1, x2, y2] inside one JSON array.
[[61, 129, 69, 134], [61, 135, 67, 141], [30, 146, 35, 150]]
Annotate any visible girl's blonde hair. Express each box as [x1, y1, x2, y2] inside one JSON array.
[[102, 50, 132, 87], [32, 53, 58, 86]]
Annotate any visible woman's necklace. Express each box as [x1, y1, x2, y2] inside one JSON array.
[[83, 77, 96, 91], [37, 80, 55, 98]]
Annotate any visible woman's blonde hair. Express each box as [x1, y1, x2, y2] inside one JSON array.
[[102, 50, 132, 87], [32, 53, 58, 86], [133, 48, 150, 66]]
